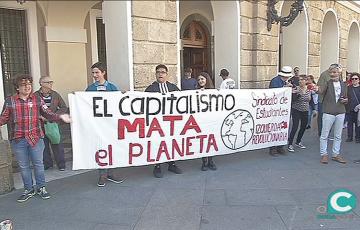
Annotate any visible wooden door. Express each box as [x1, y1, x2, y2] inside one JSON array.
[[183, 47, 208, 78], [182, 21, 211, 80]]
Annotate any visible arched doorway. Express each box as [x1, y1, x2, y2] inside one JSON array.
[[279, 1, 308, 73], [182, 21, 211, 82], [320, 10, 339, 72], [179, 1, 240, 88], [347, 22, 360, 72]]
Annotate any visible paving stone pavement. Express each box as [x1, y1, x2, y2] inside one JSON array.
[[1, 128, 360, 230]]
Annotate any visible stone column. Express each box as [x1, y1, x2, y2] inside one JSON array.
[[102, 1, 134, 90], [0, 130, 14, 194], [132, 1, 178, 91], [240, 1, 279, 89]]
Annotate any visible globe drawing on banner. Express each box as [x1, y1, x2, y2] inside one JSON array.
[[221, 109, 255, 150]]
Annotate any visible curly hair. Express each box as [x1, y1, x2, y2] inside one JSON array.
[[13, 74, 32, 90]]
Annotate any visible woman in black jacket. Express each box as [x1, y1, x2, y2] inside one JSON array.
[[346, 72, 360, 143]]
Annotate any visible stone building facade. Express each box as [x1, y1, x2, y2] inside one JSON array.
[[239, 1, 360, 88], [1, 1, 359, 98], [0, 0, 359, 132]]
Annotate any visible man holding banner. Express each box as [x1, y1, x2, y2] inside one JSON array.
[[268, 66, 293, 156], [145, 64, 183, 178], [86, 62, 124, 187], [69, 68, 292, 176]]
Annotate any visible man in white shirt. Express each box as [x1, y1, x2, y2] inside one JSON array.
[[219, 69, 236, 89]]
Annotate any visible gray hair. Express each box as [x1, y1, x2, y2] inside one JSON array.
[[39, 76, 50, 84], [328, 64, 342, 71]]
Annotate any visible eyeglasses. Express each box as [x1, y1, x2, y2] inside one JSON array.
[[42, 81, 53, 84], [19, 83, 32, 87], [351, 78, 359, 80], [156, 71, 167, 74]]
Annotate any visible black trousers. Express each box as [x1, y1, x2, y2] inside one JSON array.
[[288, 109, 308, 145], [155, 161, 175, 168], [347, 111, 360, 140], [43, 136, 65, 169]]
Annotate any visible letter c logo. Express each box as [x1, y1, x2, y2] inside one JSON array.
[[327, 190, 356, 214]]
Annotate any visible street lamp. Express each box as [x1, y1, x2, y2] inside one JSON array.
[[267, 0, 304, 31]]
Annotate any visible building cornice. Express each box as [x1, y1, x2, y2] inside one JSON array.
[[337, 1, 360, 14]]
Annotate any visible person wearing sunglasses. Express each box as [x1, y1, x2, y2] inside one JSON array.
[[346, 73, 360, 143]]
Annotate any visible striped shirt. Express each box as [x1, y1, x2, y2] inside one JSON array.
[[292, 87, 311, 112], [158, 82, 169, 93], [41, 94, 52, 107]]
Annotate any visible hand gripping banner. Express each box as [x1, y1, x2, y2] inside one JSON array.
[[69, 88, 292, 170]]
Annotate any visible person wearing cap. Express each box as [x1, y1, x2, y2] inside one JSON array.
[[219, 68, 236, 89], [181, 67, 197, 90], [268, 66, 293, 156], [34, 76, 67, 171], [317, 64, 343, 136], [145, 64, 183, 178]]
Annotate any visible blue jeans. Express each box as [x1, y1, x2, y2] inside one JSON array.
[[11, 138, 45, 190], [320, 113, 345, 156]]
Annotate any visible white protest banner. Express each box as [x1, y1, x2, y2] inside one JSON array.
[[69, 88, 291, 170]]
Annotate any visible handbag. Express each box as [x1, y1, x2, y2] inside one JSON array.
[[44, 122, 61, 144]]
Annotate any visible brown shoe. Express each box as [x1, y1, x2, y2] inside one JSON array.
[[320, 155, 328, 164], [331, 155, 347, 164]]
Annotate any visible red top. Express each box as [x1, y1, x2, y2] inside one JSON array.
[[0, 93, 60, 146]]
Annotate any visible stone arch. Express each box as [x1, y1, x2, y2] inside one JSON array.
[[279, 1, 308, 74], [180, 14, 212, 41], [347, 21, 360, 72], [179, 1, 240, 88], [180, 15, 212, 81], [320, 9, 339, 72]]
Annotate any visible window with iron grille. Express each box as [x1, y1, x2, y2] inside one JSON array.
[[0, 8, 30, 97]]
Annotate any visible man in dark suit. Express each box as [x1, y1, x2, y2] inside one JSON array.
[[145, 64, 183, 178]]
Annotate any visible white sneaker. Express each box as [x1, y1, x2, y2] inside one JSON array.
[[295, 142, 306, 149], [287, 145, 295, 152]]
